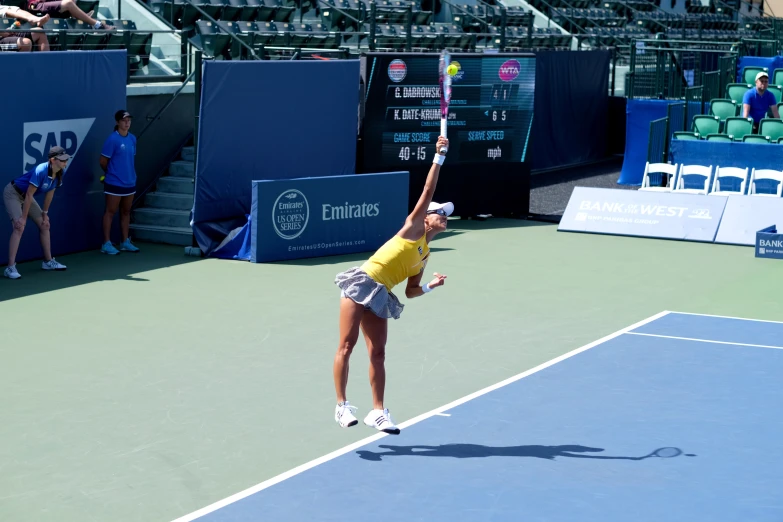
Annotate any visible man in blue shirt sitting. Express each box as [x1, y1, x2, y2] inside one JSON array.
[[742, 71, 780, 133]]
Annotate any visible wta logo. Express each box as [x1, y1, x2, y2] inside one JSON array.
[[272, 189, 309, 240], [498, 59, 521, 82]]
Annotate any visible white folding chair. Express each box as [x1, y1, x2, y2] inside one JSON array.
[[709, 166, 749, 196], [640, 162, 678, 192], [748, 168, 783, 197], [674, 164, 712, 195]]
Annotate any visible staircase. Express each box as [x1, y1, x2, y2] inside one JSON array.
[[129, 146, 195, 246]]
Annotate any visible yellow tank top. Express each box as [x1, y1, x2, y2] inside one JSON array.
[[361, 234, 430, 292]]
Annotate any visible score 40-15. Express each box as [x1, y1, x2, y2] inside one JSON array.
[[398, 146, 428, 161]]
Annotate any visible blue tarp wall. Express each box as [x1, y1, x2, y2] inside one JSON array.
[[193, 60, 361, 255], [670, 140, 783, 194], [0, 51, 127, 264], [619, 98, 708, 186], [529, 50, 611, 172]]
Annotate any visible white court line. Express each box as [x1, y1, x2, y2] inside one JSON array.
[[171, 310, 672, 522], [625, 331, 783, 351], [667, 311, 783, 325]]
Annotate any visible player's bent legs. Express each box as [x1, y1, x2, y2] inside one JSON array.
[[360, 310, 388, 411], [334, 296, 364, 402], [29, 213, 52, 262], [7, 219, 25, 267]]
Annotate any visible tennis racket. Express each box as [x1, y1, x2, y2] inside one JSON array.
[[640, 447, 684, 459], [438, 49, 452, 154]]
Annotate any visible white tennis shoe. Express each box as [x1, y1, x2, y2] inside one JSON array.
[[334, 401, 358, 428], [363, 408, 400, 435]]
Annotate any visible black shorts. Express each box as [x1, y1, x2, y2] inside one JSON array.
[[104, 182, 136, 197]]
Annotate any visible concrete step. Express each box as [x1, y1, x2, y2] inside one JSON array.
[[129, 224, 193, 246], [181, 146, 195, 162], [133, 207, 191, 228], [157, 176, 194, 195], [160, 58, 182, 72], [169, 160, 194, 178], [145, 192, 193, 211]]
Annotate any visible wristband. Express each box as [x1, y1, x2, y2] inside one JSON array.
[[433, 153, 445, 166], [421, 283, 433, 293]]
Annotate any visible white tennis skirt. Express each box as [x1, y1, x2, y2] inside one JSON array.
[[334, 267, 404, 320]]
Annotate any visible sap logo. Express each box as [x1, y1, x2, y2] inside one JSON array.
[[23, 118, 96, 172]]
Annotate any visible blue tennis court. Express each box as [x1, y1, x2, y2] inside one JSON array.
[[175, 311, 783, 522]]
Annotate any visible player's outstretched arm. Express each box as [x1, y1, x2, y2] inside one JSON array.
[[399, 136, 448, 241], [406, 271, 447, 299]]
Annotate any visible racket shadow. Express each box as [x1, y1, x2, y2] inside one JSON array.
[[357, 444, 695, 462]]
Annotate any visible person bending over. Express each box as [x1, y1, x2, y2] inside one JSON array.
[[3, 146, 69, 279]]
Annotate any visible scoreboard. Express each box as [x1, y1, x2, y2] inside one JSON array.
[[360, 52, 536, 171]]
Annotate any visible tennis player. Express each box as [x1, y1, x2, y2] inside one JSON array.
[[333, 135, 452, 434]]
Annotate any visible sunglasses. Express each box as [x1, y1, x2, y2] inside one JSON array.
[[427, 209, 447, 216]]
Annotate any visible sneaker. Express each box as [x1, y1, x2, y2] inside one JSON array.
[[42, 258, 66, 271], [334, 401, 358, 428], [119, 238, 140, 253], [4, 265, 21, 279], [101, 241, 120, 255], [363, 408, 400, 435]]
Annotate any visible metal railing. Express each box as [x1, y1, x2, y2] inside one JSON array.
[[684, 84, 704, 125], [627, 38, 739, 100], [647, 116, 668, 166]]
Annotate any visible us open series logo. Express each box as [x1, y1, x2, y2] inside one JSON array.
[[272, 189, 309, 240], [388, 59, 407, 83]]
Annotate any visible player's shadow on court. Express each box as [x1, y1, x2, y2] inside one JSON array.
[[357, 444, 693, 462]]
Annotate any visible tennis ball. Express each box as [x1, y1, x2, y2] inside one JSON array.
[[447, 64, 458, 76]]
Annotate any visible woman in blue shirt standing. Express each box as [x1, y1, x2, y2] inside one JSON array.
[[2, 146, 69, 279], [99, 110, 140, 255]]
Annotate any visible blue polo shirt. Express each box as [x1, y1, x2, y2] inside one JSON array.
[[742, 88, 777, 123], [13, 163, 60, 194], [101, 131, 137, 188]]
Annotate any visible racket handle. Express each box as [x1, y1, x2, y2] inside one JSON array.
[[439, 119, 448, 154]]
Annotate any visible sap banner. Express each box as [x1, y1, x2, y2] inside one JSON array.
[[0, 50, 126, 263], [251, 172, 409, 262], [755, 226, 783, 260], [559, 187, 728, 242]]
